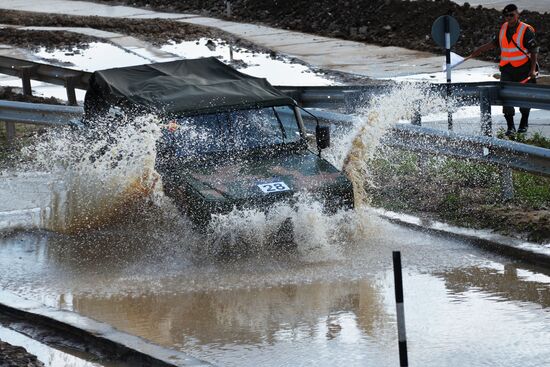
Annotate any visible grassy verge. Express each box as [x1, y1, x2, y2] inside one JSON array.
[[0, 122, 46, 168], [367, 136, 550, 243]]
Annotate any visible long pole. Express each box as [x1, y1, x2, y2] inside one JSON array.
[[445, 15, 453, 131], [393, 251, 408, 367]]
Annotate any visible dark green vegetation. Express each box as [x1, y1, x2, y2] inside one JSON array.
[[498, 130, 550, 149], [367, 145, 550, 243]]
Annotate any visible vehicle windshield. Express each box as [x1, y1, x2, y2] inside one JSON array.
[[165, 106, 302, 156]]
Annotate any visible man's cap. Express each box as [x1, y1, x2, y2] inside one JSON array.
[[503, 4, 518, 14]]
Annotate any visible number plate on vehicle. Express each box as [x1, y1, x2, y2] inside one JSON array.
[[257, 181, 291, 193]]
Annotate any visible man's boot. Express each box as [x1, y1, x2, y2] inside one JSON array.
[[505, 114, 516, 136], [518, 113, 529, 134]]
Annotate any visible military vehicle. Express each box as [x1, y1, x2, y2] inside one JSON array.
[[83, 57, 354, 228]]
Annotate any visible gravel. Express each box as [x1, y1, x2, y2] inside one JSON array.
[[0, 340, 44, 367]]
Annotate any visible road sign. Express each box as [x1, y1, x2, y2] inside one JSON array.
[[431, 15, 460, 48]]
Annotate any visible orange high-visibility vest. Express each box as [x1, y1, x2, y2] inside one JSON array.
[[499, 21, 535, 67]]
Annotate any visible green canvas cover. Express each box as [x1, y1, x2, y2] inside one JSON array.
[[84, 57, 295, 116]]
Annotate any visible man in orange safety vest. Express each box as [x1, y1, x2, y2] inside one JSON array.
[[469, 4, 538, 136]]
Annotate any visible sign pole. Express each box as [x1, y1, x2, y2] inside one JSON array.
[[432, 15, 460, 131], [393, 251, 408, 367], [445, 16, 453, 131]]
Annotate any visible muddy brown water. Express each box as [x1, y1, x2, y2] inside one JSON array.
[[0, 209, 549, 367]]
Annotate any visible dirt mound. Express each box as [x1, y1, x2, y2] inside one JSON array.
[[96, 0, 549, 70], [0, 28, 95, 52], [0, 87, 63, 105], [0, 340, 44, 367], [0, 9, 229, 46]]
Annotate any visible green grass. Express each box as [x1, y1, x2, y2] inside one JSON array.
[[373, 151, 549, 206], [366, 146, 549, 242], [513, 171, 550, 207], [496, 130, 550, 149], [428, 157, 499, 187], [0, 122, 45, 165]]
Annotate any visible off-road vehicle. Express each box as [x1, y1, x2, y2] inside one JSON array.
[[83, 57, 354, 228]]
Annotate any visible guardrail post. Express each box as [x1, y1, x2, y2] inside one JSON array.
[[65, 75, 78, 106], [18, 65, 36, 96], [411, 109, 421, 126], [499, 167, 514, 201], [479, 87, 492, 136], [225, 0, 231, 17], [5, 122, 16, 143]]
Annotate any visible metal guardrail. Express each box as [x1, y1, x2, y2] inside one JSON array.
[[279, 82, 550, 109], [0, 100, 83, 126], [303, 109, 550, 178], [1, 55, 550, 124], [1, 100, 547, 178], [385, 123, 550, 178], [3, 56, 550, 111], [284, 82, 550, 139], [0, 56, 548, 182], [0, 56, 91, 105]]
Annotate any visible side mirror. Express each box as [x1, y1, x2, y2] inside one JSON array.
[[316, 125, 330, 150]]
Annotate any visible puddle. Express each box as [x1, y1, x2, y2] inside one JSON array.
[[0, 221, 549, 367], [2, 39, 549, 367], [160, 38, 335, 86], [34, 42, 153, 72], [0, 38, 335, 102]]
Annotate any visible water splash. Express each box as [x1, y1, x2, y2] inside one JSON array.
[[195, 82, 451, 257], [327, 82, 449, 205], [7, 82, 453, 259], [204, 194, 373, 261], [21, 114, 162, 233]]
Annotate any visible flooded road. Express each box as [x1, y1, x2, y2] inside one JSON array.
[[1, 207, 549, 366], [1, 75, 549, 366], [1, 3, 549, 366]]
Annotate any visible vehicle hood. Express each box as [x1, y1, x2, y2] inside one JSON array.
[[180, 150, 350, 203]]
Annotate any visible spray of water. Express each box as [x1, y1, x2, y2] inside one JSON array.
[[203, 194, 376, 261], [21, 114, 162, 233], [190, 82, 452, 257], [11, 82, 452, 259], [326, 82, 449, 205]]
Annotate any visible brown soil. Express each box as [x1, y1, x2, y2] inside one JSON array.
[[0, 340, 44, 367], [0, 87, 62, 105], [0, 28, 96, 52], [0, 9, 227, 47], [0, 9, 373, 84]]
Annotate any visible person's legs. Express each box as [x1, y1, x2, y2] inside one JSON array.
[[518, 108, 529, 132], [518, 77, 536, 133], [500, 69, 516, 134]]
